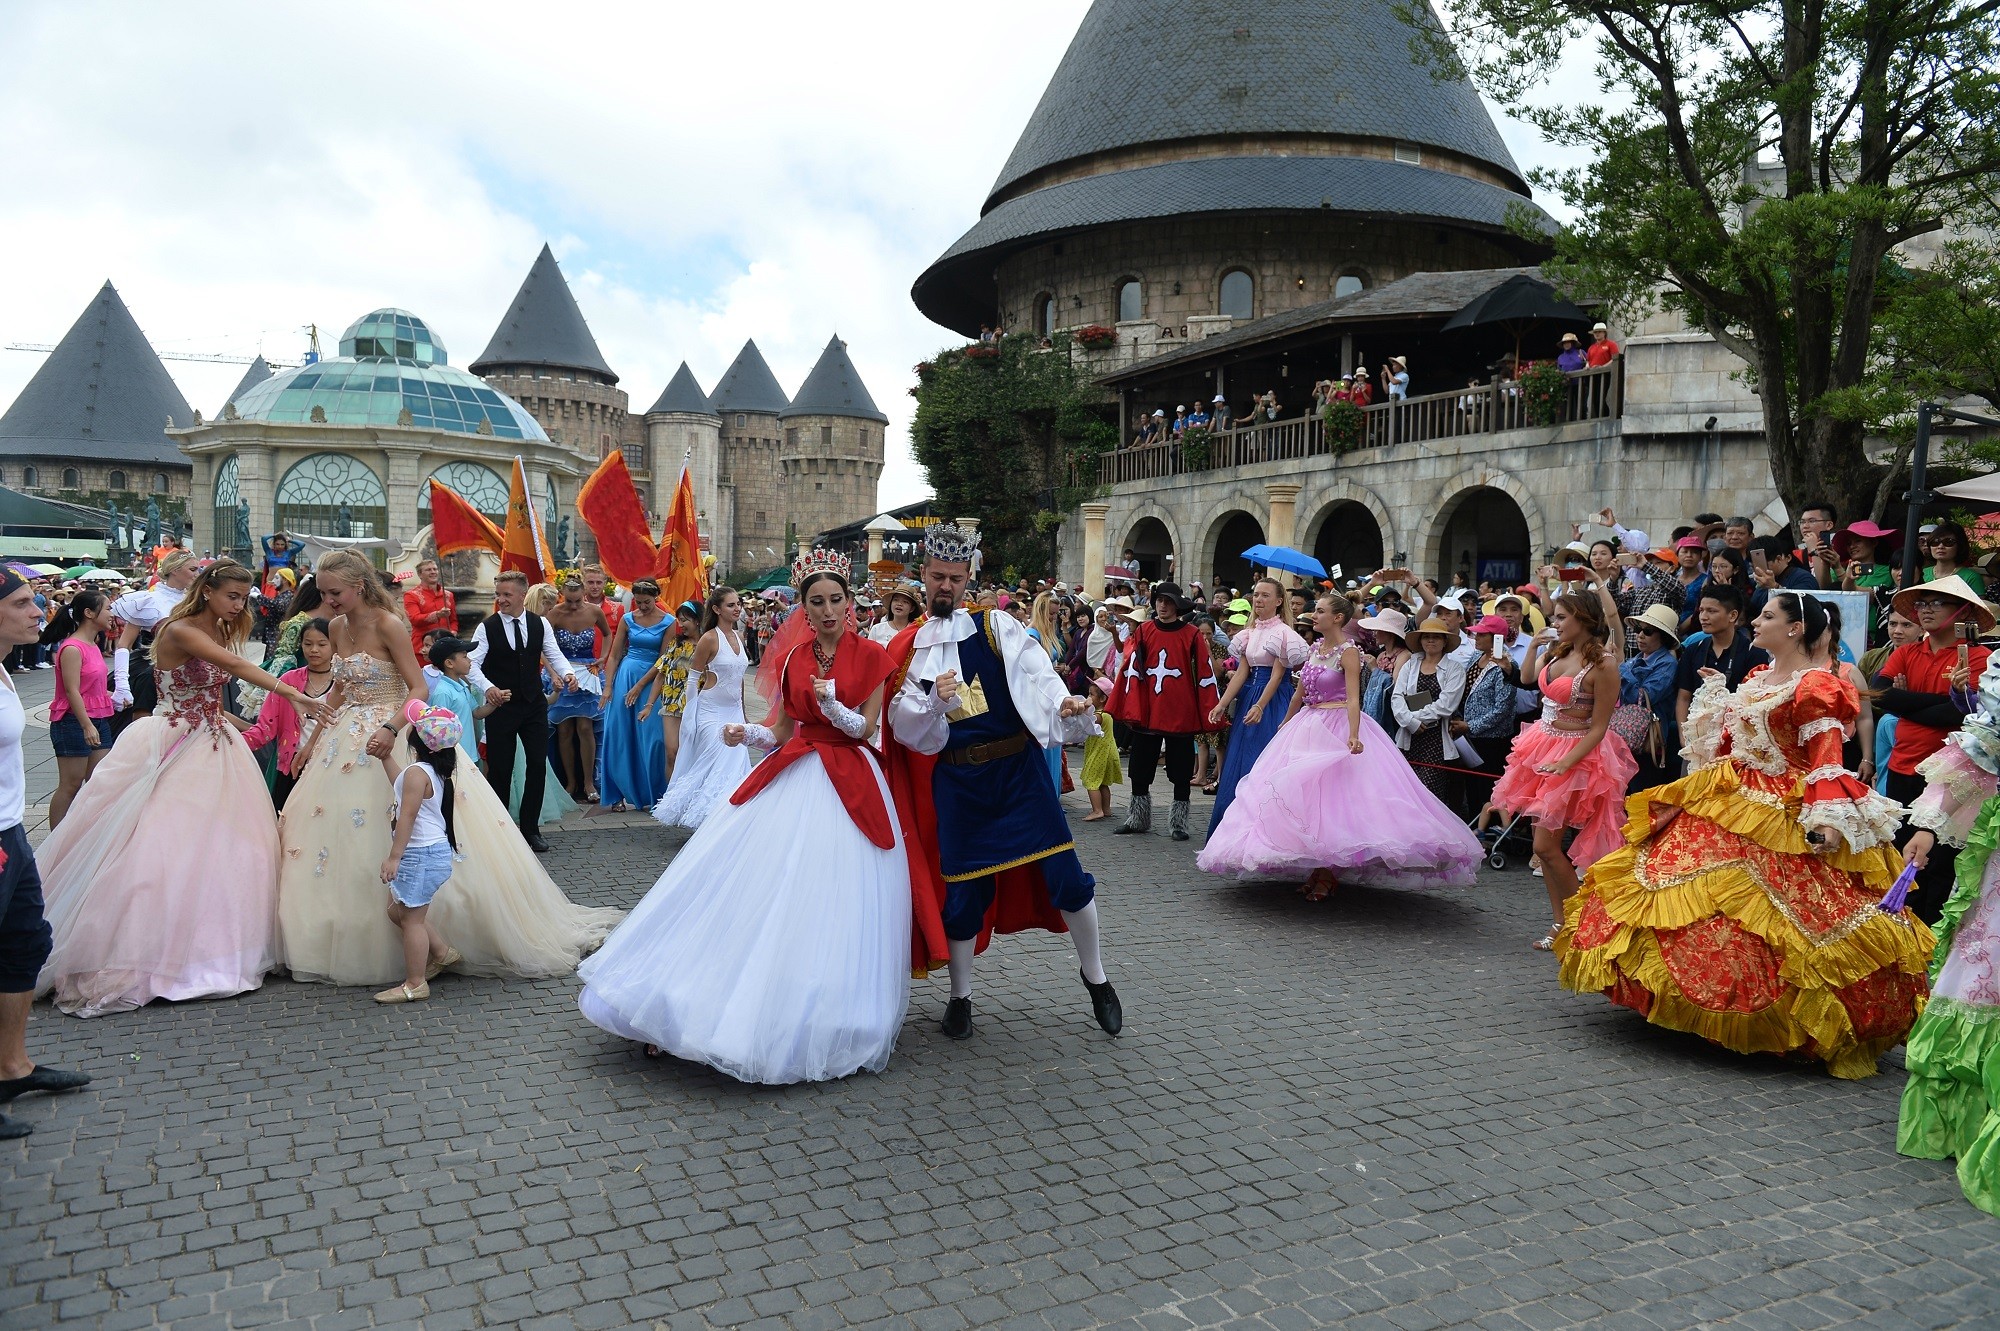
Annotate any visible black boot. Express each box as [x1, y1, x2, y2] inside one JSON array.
[[941, 997, 974, 1040], [1114, 791, 1152, 834], [1081, 972, 1123, 1035], [1170, 799, 1191, 841]]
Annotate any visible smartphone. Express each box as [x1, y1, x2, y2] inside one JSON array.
[[1958, 621, 1974, 672], [1751, 548, 1769, 573], [1557, 567, 1588, 582]]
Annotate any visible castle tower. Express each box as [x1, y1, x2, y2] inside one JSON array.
[[708, 339, 790, 570], [220, 355, 273, 415], [911, 0, 1547, 336], [0, 280, 194, 505], [779, 336, 887, 547], [471, 245, 635, 558], [642, 362, 726, 569]]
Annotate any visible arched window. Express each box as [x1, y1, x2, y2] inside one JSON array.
[[1035, 293, 1055, 337], [61, 467, 80, 488], [1219, 269, 1254, 319], [417, 460, 509, 529], [22, 466, 38, 487], [1117, 279, 1142, 323], [108, 469, 127, 491], [212, 455, 250, 561], [275, 453, 388, 553], [154, 473, 169, 493], [1334, 271, 1368, 300]]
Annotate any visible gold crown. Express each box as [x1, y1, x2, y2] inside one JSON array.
[[790, 547, 851, 588]]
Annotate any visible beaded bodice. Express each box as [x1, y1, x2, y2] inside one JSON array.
[[333, 652, 407, 722], [158, 657, 231, 737], [553, 627, 596, 663], [1300, 647, 1349, 706], [1538, 661, 1596, 731]]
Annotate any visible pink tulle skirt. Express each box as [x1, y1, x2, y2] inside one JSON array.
[[1489, 721, 1638, 870], [1197, 706, 1482, 889]]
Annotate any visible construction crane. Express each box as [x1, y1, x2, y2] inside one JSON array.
[[5, 322, 317, 367]]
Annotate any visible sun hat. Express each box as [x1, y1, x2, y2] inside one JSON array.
[[1559, 540, 1593, 563], [1212, 394, 1226, 403], [1469, 613, 1510, 635], [1592, 321, 1609, 333], [1891, 573, 1998, 632], [1356, 607, 1409, 638], [1832, 519, 1899, 560], [1404, 617, 1457, 649], [1632, 603, 1683, 642], [1560, 332, 1580, 344], [403, 699, 463, 752]]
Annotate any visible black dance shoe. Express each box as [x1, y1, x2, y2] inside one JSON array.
[[0, 1065, 91, 1103], [525, 833, 551, 853], [1081, 973, 1123, 1036], [0, 1113, 29, 1140], [940, 997, 974, 1040]]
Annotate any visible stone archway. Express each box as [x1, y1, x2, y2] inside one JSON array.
[[1308, 503, 1384, 584], [1120, 515, 1176, 581], [1429, 486, 1533, 590], [1412, 468, 1549, 586], [1203, 509, 1267, 594]]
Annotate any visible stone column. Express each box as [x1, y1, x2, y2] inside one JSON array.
[[867, 527, 885, 568], [1081, 501, 1110, 599], [1264, 482, 1303, 586]]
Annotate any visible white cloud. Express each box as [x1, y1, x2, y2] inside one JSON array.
[[0, 0, 1584, 514]]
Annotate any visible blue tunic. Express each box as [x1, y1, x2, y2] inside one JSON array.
[[934, 614, 1093, 938]]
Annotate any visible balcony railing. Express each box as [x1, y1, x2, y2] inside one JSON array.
[[1098, 360, 1624, 486]]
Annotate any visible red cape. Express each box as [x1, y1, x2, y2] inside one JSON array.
[[1106, 618, 1224, 734], [880, 616, 1069, 977]]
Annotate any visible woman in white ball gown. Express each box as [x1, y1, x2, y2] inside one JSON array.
[[650, 586, 756, 831], [578, 554, 919, 1083]]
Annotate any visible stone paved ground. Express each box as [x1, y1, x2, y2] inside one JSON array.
[[3, 768, 1998, 1331]]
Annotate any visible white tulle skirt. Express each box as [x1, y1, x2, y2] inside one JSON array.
[[579, 749, 912, 1084], [651, 679, 755, 831]]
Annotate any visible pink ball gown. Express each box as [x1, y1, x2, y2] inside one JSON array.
[[1197, 642, 1483, 888], [36, 657, 282, 1016], [1490, 658, 1638, 871]]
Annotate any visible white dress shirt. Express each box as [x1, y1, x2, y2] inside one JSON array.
[[465, 611, 576, 698]]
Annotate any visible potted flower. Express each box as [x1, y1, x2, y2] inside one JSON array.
[[1075, 324, 1118, 350], [964, 343, 1000, 362], [1180, 424, 1213, 469], [1320, 399, 1364, 452], [1519, 360, 1570, 426]]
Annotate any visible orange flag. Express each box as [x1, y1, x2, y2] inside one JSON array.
[[575, 450, 660, 585], [500, 456, 555, 583], [656, 457, 706, 609], [427, 477, 504, 556]]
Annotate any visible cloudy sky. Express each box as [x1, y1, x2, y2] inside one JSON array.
[[0, 1, 1583, 510]]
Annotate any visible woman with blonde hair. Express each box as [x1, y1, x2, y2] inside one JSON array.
[[278, 549, 620, 987], [36, 561, 332, 1015]]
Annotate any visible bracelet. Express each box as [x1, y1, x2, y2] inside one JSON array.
[[379, 724, 396, 735]]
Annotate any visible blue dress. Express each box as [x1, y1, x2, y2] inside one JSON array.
[[1208, 620, 1308, 837], [600, 615, 669, 810], [547, 627, 602, 725]]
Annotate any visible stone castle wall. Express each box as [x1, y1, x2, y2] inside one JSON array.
[[782, 415, 884, 548], [995, 215, 1525, 337], [720, 411, 786, 572]]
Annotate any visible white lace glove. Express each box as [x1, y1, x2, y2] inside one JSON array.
[[727, 723, 777, 750], [818, 694, 870, 739], [111, 648, 133, 709]]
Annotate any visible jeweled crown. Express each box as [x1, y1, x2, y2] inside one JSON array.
[[791, 546, 851, 588], [923, 522, 979, 565]]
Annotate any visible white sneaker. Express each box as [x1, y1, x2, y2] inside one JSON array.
[[33, 663, 50, 670]]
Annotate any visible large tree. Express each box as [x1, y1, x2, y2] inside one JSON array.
[[1413, 0, 2000, 521]]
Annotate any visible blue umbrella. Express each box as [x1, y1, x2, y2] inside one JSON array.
[[1239, 544, 1326, 579]]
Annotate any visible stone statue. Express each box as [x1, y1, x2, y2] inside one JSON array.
[[144, 497, 161, 549], [556, 515, 573, 567], [235, 501, 251, 552], [337, 504, 352, 538], [104, 499, 120, 549], [170, 514, 185, 543]]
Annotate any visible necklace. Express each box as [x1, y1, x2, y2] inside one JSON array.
[[812, 637, 838, 676]]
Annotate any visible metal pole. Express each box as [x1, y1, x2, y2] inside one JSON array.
[[1901, 401, 1933, 588]]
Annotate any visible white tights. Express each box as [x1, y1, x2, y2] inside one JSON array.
[[945, 899, 1107, 999]]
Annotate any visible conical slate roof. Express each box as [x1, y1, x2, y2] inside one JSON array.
[[469, 244, 618, 383], [646, 362, 718, 417], [221, 355, 273, 413], [0, 281, 193, 466], [779, 337, 887, 424], [708, 340, 790, 415], [987, 0, 1521, 208]]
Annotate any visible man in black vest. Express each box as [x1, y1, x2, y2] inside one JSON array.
[[467, 570, 579, 852]]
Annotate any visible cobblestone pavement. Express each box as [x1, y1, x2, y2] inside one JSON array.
[[4, 778, 1998, 1331]]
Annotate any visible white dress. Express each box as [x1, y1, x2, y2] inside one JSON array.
[[652, 629, 755, 831], [579, 638, 911, 1084]]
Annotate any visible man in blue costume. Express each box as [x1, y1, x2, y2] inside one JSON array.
[[886, 523, 1122, 1041]]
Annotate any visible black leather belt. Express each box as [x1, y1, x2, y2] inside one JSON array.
[[940, 731, 1033, 765]]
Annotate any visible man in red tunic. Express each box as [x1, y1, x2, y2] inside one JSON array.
[[402, 559, 456, 656], [1107, 582, 1223, 841]]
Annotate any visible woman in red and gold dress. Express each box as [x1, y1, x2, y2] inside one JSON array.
[[1555, 591, 1935, 1078]]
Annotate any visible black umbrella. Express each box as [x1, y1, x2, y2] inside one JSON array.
[[1439, 274, 1594, 372]]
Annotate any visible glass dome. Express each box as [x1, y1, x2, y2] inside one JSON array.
[[231, 308, 547, 442]]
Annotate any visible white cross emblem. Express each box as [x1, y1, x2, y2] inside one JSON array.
[[1146, 649, 1183, 694], [1122, 652, 1140, 683]]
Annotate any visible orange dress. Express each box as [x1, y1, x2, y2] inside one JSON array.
[[1556, 666, 1934, 1078]]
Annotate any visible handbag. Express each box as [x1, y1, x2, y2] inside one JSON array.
[[1608, 694, 1664, 765]]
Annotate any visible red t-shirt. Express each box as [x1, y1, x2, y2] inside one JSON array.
[[1585, 338, 1621, 367], [1881, 636, 1990, 774]]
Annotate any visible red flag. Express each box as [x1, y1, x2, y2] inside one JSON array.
[[575, 450, 659, 585], [499, 456, 555, 583], [427, 478, 504, 556]]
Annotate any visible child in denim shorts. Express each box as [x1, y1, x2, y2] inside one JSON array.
[[375, 700, 463, 1004]]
